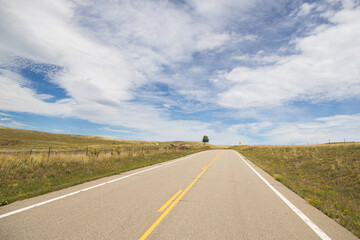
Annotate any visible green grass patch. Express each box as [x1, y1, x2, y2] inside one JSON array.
[[273, 173, 284, 182], [232, 144, 360, 238]]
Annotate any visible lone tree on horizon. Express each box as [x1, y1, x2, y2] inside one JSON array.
[[202, 135, 209, 145]]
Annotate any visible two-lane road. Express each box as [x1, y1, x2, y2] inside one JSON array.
[[0, 150, 358, 239]]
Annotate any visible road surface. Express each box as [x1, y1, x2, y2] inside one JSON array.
[[0, 150, 358, 239]]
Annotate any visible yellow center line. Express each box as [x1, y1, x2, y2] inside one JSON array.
[[158, 190, 182, 212], [139, 151, 221, 240]]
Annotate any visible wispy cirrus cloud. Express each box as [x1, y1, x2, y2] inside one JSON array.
[[0, 112, 12, 117], [0, 116, 27, 129]]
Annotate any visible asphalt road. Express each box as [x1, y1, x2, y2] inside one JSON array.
[[0, 150, 358, 239]]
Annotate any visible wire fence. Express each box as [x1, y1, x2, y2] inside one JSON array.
[[0, 145, 203, 158]]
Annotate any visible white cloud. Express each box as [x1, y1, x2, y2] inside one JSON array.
[[230, 113, 360, 144], [269, 114, 360, 144], [73, 0, 240, 73], [0, 0, 135, 105], [0, 69, 73, 116], [340, 0, 359, 9], [100, 127, 133, 134], [233, 52, 285, 65], [0, 116, 27, 128], [195, 33, 231, 51], [229, 121, 274, 135], [0, 117, 11, 121], [52, 129, 64, 132], [291, 2, 318, 17], [219, 4, 360, 109], [0, 112, 11, 117], [186, 0, 258, 27], [299, 2, 317, 15]]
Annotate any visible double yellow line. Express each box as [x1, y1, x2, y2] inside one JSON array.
[[139, 152, 221, 240]]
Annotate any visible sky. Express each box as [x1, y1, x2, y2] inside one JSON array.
[[0, 0, 360, 145]]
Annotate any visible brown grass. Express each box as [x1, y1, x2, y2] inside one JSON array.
[[0, 126, 208, 150]]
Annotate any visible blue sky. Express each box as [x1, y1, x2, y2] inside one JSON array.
[[0, 0, 359, 145]]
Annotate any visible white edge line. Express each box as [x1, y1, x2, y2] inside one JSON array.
[[0, 151, 204, 219], [235, 151, 331, 240]]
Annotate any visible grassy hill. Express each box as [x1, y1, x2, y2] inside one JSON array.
[[0, 126, 206, 150]]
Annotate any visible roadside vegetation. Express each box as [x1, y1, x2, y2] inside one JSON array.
[[232, 143, 360, 238], [0, 127, 215, 206]]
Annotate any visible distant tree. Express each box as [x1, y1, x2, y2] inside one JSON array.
[[202, 136, 209, 145]]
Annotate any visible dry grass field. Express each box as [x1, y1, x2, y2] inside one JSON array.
[[0, 126, 203, 150], [233, 143, 360, 238]]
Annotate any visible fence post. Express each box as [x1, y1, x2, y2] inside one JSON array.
[[30, 149, 32, 156], [48, 147, 51, 158]]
